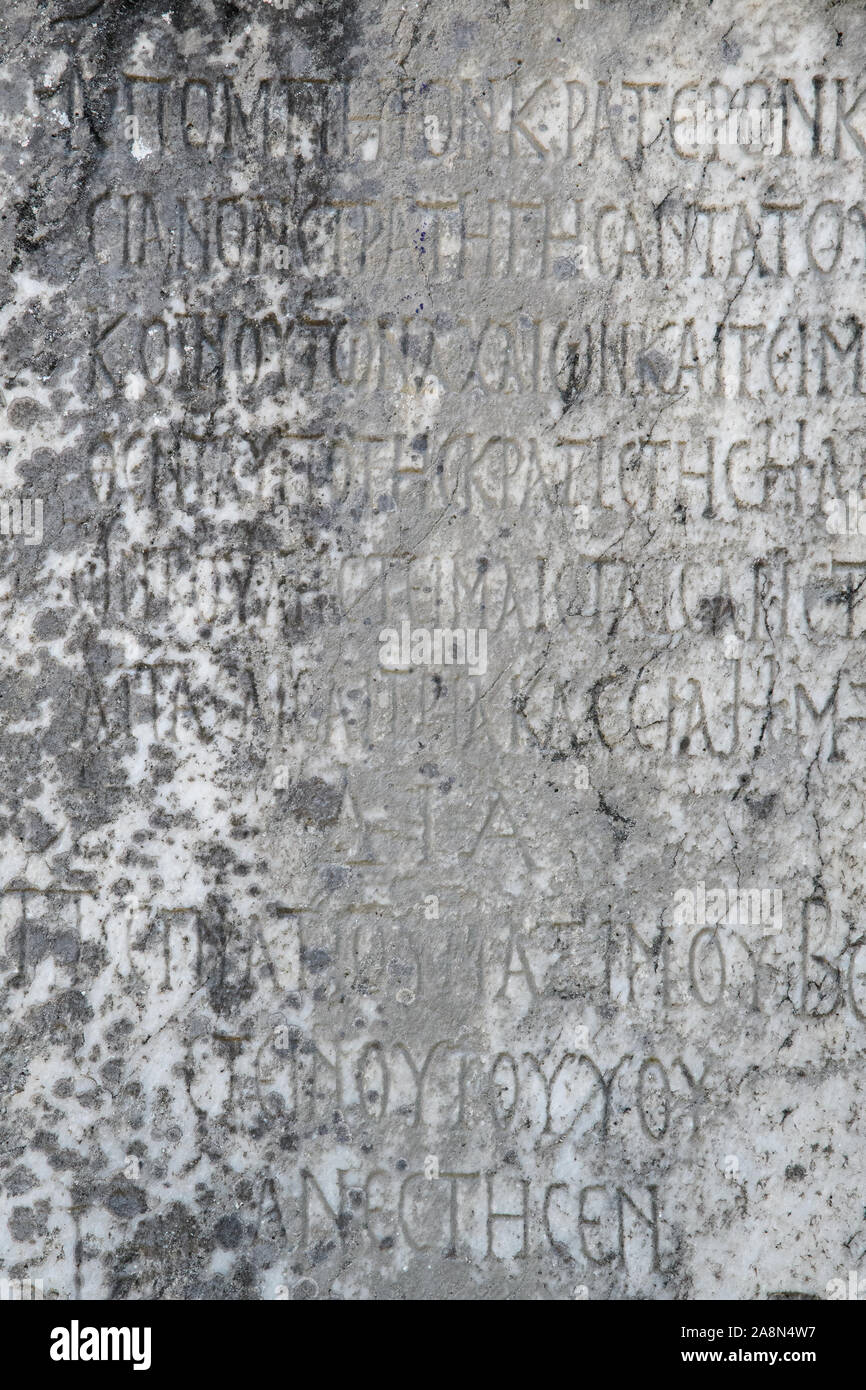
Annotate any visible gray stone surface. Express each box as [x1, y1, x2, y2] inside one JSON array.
[[1, 0, 866, 1301]]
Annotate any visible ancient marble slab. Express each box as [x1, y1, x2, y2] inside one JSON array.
[[1, 0, 865, 1301]]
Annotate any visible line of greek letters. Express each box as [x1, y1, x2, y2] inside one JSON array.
[[186, 1033, 708, 1146], [85, 193, 866, 282], [45, 70, 866, 165], [253, 1168, 675, 1268], [86, 311, 866, 398], [81, 421, 860, 519], [55, 547, 866, 644], [34, 640, 866, 762], [8, 893, 866, 1023]]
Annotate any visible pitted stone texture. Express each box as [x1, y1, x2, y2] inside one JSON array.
[[1, 0, 865, 1300]]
